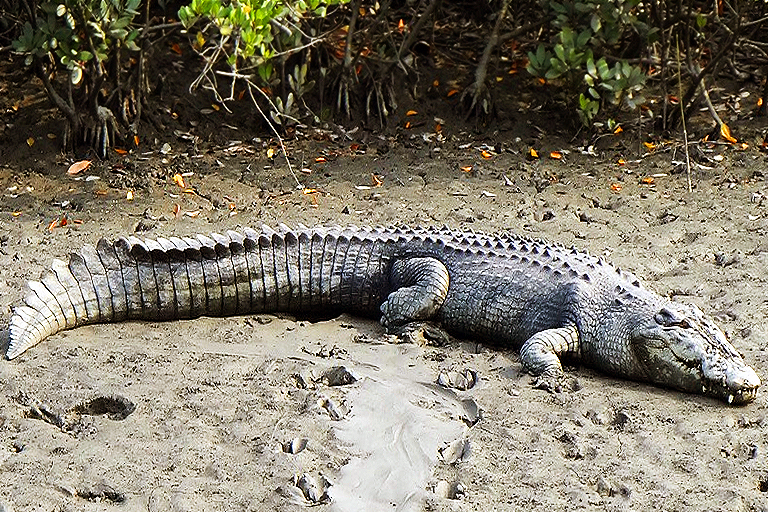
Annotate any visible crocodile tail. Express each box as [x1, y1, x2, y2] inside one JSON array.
[[6, 230, 267, 359]]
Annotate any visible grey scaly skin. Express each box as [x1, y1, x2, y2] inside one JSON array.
[[7, 225, 762, 404]]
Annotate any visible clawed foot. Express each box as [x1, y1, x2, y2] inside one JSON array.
[[531, 370, 581, 393], [389, 321, 451, 346]]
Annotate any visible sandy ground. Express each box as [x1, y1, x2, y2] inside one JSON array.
[[2, 88, 768, 510]]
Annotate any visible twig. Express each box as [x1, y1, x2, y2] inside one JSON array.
[[246, 80, 303, 190], [676, 35, 692, 193]]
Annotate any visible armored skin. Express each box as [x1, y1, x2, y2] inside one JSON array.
[[8, 225, 761, 404]]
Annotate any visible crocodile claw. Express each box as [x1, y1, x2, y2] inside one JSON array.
[[532, 371, 581, 393]]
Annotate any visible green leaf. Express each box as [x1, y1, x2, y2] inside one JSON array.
[[78, 50, 93, 61], [696, 14, 706, 28], [576, 29, 591, 48], [554, 43, 565, 63], [590, 13, 601, 33]]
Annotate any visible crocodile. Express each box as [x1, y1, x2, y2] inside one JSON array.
[[7, 225, 761, 404]]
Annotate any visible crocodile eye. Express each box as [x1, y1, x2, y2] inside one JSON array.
[[655, 310, 691, 329], [655, 307, 691, 328]]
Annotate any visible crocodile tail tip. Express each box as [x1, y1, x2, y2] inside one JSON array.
[[7, 305, 50, 360]]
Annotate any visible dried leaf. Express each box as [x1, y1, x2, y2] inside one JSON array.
[[617, 158, 626, 165], [432, 80, 439, 87], [613, 125, 623, 134], [549, 151, 562, 160], [315, 156, 327, 163], [610, 183, 622, 192], [406, 110, 418, 116], [114, 148, 128, 155], [67, 160, 91, 175], [371, 173, 383, 187], [173, 203, 181, 217], [434, 123, 442, 132], [171, 42, 182, 55], [173, 173, 185, 188], [26, 137, 34, 147], [405, 121, 412, 129], [133, 135, 140, 146], [643, 142, 656, 151], [481, 150, 492, 159], [460, 165, 473, 173], [529, 148, 539, 159], [641, 176, 655, 184], [267, 147, 277, 158], [12, 211, 22, 217], [447, 89, 459, 98], [126, 190, 134, 201], [720, 123, 737, 143]]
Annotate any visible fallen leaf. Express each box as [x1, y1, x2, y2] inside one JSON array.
[[11, 211, 22, 217], [613, 125, 623, 134], [114, 148, 128, 155], [67, 160, 91, 175], [126, 190, 134, 201], [643, 142, 656, 151], [432, 79, 439, 87], [173, 173, 185, 188], [610, 183, 623, 192], [405, 121, 412, 129], [173, 203, 181, 217], [720, 123, 737, 143], [460, 165, 473, 173], [641, 176, 655, 184], [549, 151, 563, 160], [315, 156, 327, 163], [267, 147, 277, 158], [134, 135, 140, 146], [26, 137, 34, 147], [447, 89, 459, 98], [434, 123, 442, 132], [529, 148, 539, 159], [618, 158, 626, 165], [481, 150, 492, 159], [406, 110, 418, 116], [171, 42, 182, 55], [371, 173, 383, 187]]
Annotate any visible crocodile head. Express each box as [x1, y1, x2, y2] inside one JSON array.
[[631, 302, 761, 404]]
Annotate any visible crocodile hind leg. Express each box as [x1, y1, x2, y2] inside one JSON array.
[[379, 257, 450, 329], [519, 324, 581, 392]]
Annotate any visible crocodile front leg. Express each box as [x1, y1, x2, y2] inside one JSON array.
[[380, 257, 450, 329], [520, 324, 580, 391]]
